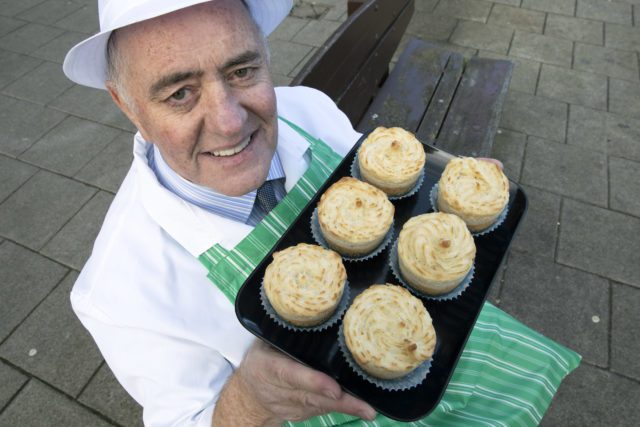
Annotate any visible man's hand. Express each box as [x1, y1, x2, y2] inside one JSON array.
[[214, 340, 376, 426]]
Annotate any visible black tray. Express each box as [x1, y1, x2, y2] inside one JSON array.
[[235, 133, 527, 421]]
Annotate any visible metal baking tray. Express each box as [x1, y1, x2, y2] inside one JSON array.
[[235, 131, 527, 421]]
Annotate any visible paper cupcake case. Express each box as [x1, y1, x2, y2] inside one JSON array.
[[310, 208, 394, 262], [429, 183, 509, 237], [389, 238, 475, 301], [260, 281, 351, 332], [337, 323, 432, 391], [350, 154, 425, 201]]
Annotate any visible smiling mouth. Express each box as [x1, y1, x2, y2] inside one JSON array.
[[208, 135, 251, 157]]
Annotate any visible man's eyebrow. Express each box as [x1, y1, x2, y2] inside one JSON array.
[[149, 70, 204, 99], [222, 50, 262, 70]]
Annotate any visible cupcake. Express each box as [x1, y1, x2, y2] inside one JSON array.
[[343, 284, 436, 379], [317, 177, 394, 257], [437, 157, 509, 232], [358, 127, 426, 196], [398, 213, 475, 296], [263, 243, 346, 327]]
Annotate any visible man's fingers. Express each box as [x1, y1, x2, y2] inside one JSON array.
[[283, 390, 376, 421], [273, 356, 342, 399]]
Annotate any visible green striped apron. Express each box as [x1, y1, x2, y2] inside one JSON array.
[[199, 118, 581, 426]]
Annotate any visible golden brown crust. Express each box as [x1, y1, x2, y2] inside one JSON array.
[[263, 243, 346, 327], [398, 213, 476, 295], [343, 284, 436, 379], [318, 177, 394, 256], [358, 127, 426, 196], [437, 157, 509, 231]]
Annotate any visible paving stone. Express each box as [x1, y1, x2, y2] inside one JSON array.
[[0, 0, 48, 17], [609, 156, 640, 217], [0, 170, 95, 250], [450, 21, 513, 54], [606, 23, 640, 52], [611, 282, 640, 381], [75, 132, 134, 193], [324, 0, 348, 21], [15, 0, 85, 25], [488, 4, 545, 33], [2, 60, 74, 105], [500, 90, 567, 142], [577, 0, 632, 26], [609, 77, 640, 118], [490, 129, 526, 180], [478, 51, 541, 94], [0, 22, 64, 54], [270, 73, 293, 87], [510, 184, 561, 259], [406, 12, 458, 41], [0, 380, 114, 427], [268, 16, 307, 41], [290, 1, 330, 20], [19, 116, 120, 176], [0, 155, 38, 203], [558, 198, 640, 287], [29, 31, 86, 64], [606, 112, 640, 161], [537, 64, 608, 110], [545, 14, 604, 45], [290, 46, 317, 77], [501, 252, 609, 366], [290, 19, 340, 48], [0, 272, 104, 396], [521, 0, 576, 15], [49, 85, 134, 131], [568, 105, 606, 152], [541, 364, 640, 426], [0, 362, 27, 411], [268, 40, 314, 76], [0, 241, 67, 342], [79, 364, 144, 427], [53, 3, 99, 34], [0, 95, 66, 156], [414, 0, 440, 11], [433, 0, 492, 23], [0, 16, 26, 37], [574, 43, 639, 81], [0, 48, 42, 89], [522, 136, 608, 206], [42, 191, 114, 269], [510, 31, 573, 68]]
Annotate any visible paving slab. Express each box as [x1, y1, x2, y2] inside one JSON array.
[[609, 77, 640, 118], [558, 198, 640, 288], [260, 39, 313, 78], [0, 0, 48, 17], [500, 90, 567, 142], [268, 16, 307, 41], [414, 0, 440, 11], [291, 19, 341, 48], [521, 0, 576, 16], [79, 364, 144, 427], [574, 43, 640, 81], [15, 0, 84, 25], [478, 51, 540, 94], [510, 31, 573, 68], [19, 116, 120, 176], [0, 380, 115, 427], [450, 21, 513, 54], [29, 31, 85, 63], [545, 14, 604, 45], [323, 0, 348, 21], [406, 12, 458, 41], [522, 136, 608, 207], [537, 64, 608, 110], [509, 184, 561, 259], [0, 362, 27, 412], [433, 0, 491, 23], [609, 156, 640, 217], [577, 0, 633, 26], [49, 85, 134, 131], [490, 128, 526, 180], [606, 23, 640, 52], [0, 272, 103, 397], [501, 251, 609, 366], [0, 155, 38, 203], [0, 95, 66, 157], [0, 48, 42, 89], [568, 105, 607, 152], [290, 46, 317, 77], [0, 241, 67, 342], [611, 282, 640, 381], [75, 131, 133, 193], [52, 3, 99, 34], [606, 112, 640, 161], [487, 4, 545, 33], [0, 22, 64, 55], [1, 60, 74, 105], [541, 364, 640, 426], [0, 16, 26, 38], [42, 191, 114, 270], [0, 170, 95, 250]]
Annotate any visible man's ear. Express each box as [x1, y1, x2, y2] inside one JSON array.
[[106, 81, 147, 140]]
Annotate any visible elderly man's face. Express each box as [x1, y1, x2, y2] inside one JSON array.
[[109, 0, 277, 196]]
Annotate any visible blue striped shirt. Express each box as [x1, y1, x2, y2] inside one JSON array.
[[148, 145, 286, 226]]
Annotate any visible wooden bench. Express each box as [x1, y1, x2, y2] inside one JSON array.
[[291, 0, 513, 158]]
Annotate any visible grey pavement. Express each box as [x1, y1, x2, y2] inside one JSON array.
[[1, 0, 639, 425]]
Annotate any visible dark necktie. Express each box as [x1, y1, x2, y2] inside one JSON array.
[[256, 179, 279, 214]]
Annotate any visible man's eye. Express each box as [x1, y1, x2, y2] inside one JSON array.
[[170, 88, 187, 101], [234, 68, 250, 78]]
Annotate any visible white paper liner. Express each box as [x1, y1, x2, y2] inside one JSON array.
[[260, 281, 351, 332], [429, 183, 509, 236], [388, 238, 475, 301], [337, 323, 432, 390], [350, 154, 425, 200], [310, 208, 394, 262]]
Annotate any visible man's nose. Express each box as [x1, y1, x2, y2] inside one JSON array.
[[205, 86, 247, 136]]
